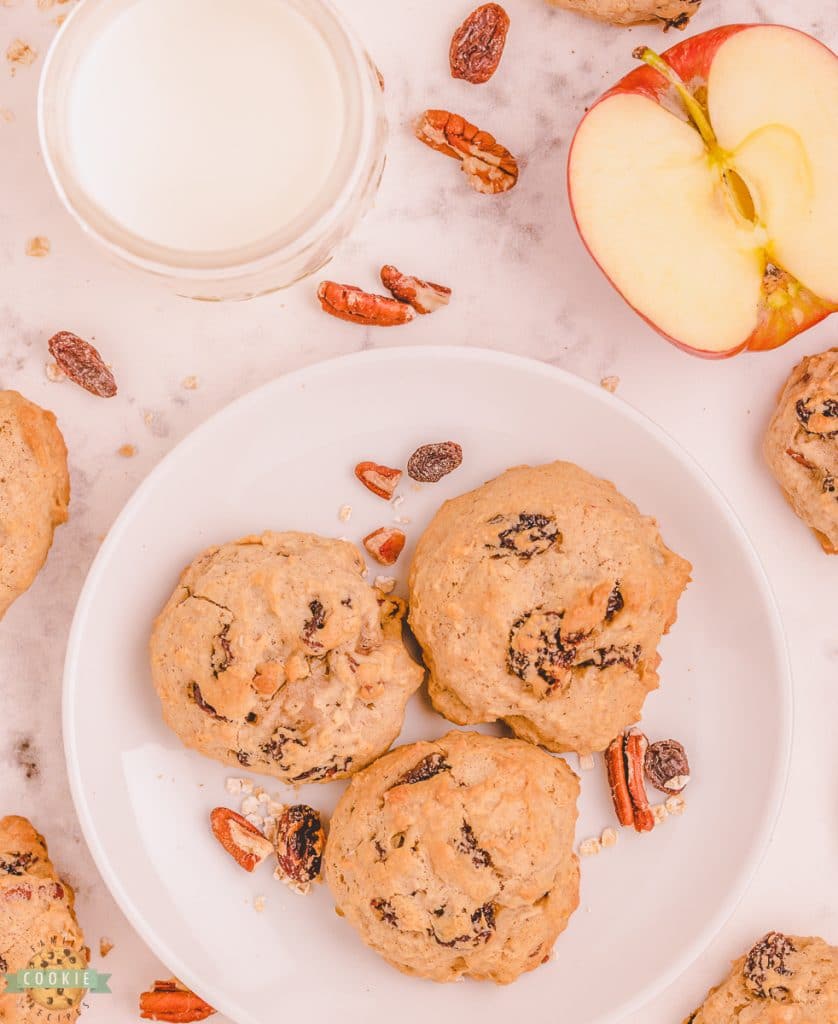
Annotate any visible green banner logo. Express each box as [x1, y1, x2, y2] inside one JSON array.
[[4, 968, 111, 995]]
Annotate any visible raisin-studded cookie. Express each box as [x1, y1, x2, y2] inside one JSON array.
[[685, 932, 838, 1023], [0, 816, 88, 1023], [0, 392, 70, 620], [325, 731, 579, 984], [764, 348, 837, 554], [409, 462, 691, 755], [150, 532, 423, 783]]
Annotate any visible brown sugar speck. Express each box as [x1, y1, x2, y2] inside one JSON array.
[[6, 40, 37, 74], [26, 236, 51, 258], [117, 444, 137, 458], [600, 376, 620, 394]]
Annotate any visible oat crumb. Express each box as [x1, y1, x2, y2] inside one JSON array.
[[117, 444, 137, 458], [26, 236, 50, 258], [99, 938, 114, 958], [578, 837, 601, 857], [45, 360, 66, 383], [245, 813, 264, 829], [6, 40, 37, 73], [393, 515, 411, 525], [652, 803, 669, 825], [253, 895, 266, 913], [374, 575, 396, 594], [600, 376, 620, 394], [181, 375, 199, 390], [392, 495, 405, 509], [600, 827, 618, 849], [338, 504, 352, 522], [225, 777, 249, 794], [578, 753, 595, 771], [665, 795, 686, 816], [241, 795, 260, 816]]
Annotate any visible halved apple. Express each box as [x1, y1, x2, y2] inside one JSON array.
[[567, 25, 838, 357]]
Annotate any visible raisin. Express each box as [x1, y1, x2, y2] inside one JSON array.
[[0, 852, 34, 876], [189, 682, 228, 721], [210, 622, 233, 677], [302, 599, 327, 647], [450, 3, 510, 85], [48, 331, 117, 398], [644, 739, 691, 794], [371, 898, 398, 926], [430, 902, 496, 947], [455, 823, 492, 868], [822, 399, 838, 418], [489, 512, 560, 559], [796, 399, 813, 426], [291, 757, 352, 784], [578, 644, 642, 669], [744, 932, 796, 999], [407, 442, 463, 483], [507, 609, 579, 689], [275, 805, 325, 889], [393, 752, 451, 787], [605, 584, 624, 621], [824, 475, 836, 494], [236, 750, 251, 767]]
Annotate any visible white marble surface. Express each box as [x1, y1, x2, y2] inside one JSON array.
[[0, 0, 836, 1021]]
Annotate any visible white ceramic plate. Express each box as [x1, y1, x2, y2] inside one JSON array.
[[64, 347, 791, 1024]]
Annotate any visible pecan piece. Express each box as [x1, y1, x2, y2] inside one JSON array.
[[407, 441, 463, 482], [139, 980, 215, 1022], [210, 807, 273, 873], [606, 731, 655, 832], [393, 751, 451, 787], [274, 805, 326, 894], [363, 526, 406, 566], [744, 932, 796, 1000], [48, 330, 117, 397], [450, 3, 510, 84], [605, 735, 635, 828], [645, 739, 690, 794], [317, 282, 415, 327], [355, 460, 403, 499], [415, 110, 518, 195], [381, 265, 451, 314]]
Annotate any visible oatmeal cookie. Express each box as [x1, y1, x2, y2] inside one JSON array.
[[0, 817, 87, 1023], [409, 462, 691, 755], [150, 532, 423, 783], [324, 730, 579, 984], [0, 392, 70, 620], [764, 348, 837, 554], [685, 932, 838, 1023]]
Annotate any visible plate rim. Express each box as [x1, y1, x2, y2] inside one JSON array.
[[62, 344, 793, 1024]]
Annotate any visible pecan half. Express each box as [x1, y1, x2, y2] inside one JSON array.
[[415, 110, 518, 195], [744, 932, 796, 1000], [407, 441, 463, 482], [48, 330, 117, 398], [380, 265, 451, 315], [393, 752, 451, 787], [355, 460, 403, 499], [606, 731, 655, 832], [450, 4, 510, 84], [210, 807, 273, 873], [274, 805, 326, 894], [644, 739, 690, 794], [139, 980, 215, 1022], [317, 282, 415, 326], [363, 526, 406, 566]]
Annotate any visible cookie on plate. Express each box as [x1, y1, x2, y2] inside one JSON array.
[[324, 730, 580, 984], [0, 392, 70, 620], [409, 462, 692, 755], [150, 532, 423, 783], [0, 816, 88, 1023], [685, 931, 838, 1023], [763, 348, 837, 554]]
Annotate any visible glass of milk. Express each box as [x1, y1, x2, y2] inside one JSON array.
[[39, 0, 387, 299]]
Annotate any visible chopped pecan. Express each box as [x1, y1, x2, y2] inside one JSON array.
[[210, 808, 273, 873], [317, 282, 415, 326], [139, 980, 215, 1022], [450, 3, 510, 84], [355, 461, 402, 499], [48, 331, 117, 398], [407, 441, 463, 482], [393, 752, 451, 787], [606, 731, 655, 832], [605, 736, 635, 828], [785, 448, 817, 471], [645, 739, 690, 794], [415, 109, 518, 195], [380, 265, 451, 314], [363, 526, 406, 566], [489, 512, 560, 559], [274, 805, 326, 894], [744, 932, 796, 1000]]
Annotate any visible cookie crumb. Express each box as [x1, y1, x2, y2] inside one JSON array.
[[245, 813, 264, 830], [665, 794, 686, 816], [578, 753, 595, 771], [241, 795, 260, 816], [338, 504, 352, 522], [600, 827, 618, 849], [578, 837, 601, 857], [225, 777, 250, 794], [117, 444, 137, 458], [6, 40, 37, 73], [181, 375, 199, 390], [393, 515, 411, 525], [600, 376, 620, 394], [0, 108, 14, 123], [99, 938, 114, 958], [374, 575, 396, 594], [392, 495, 405, 509], [45, 360, 66, 383], [26, 236, 50, 258], [253, 895, 266, 913], [652, 803, 669, 825]]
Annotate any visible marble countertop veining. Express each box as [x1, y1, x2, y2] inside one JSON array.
[[1, 0, 836, 1021]]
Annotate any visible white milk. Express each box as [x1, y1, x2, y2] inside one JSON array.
[[65, 0, 345, 253]]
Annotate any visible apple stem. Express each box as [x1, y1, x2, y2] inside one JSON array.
[[633, 46, 718, 153]]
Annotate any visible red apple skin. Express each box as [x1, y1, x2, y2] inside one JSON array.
[[567, 25, 838, 359]]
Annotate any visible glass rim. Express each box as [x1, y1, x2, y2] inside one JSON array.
[[38, 0, 379, 279]]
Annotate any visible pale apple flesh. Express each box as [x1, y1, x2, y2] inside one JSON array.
[[567, 25, 838, 357]]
